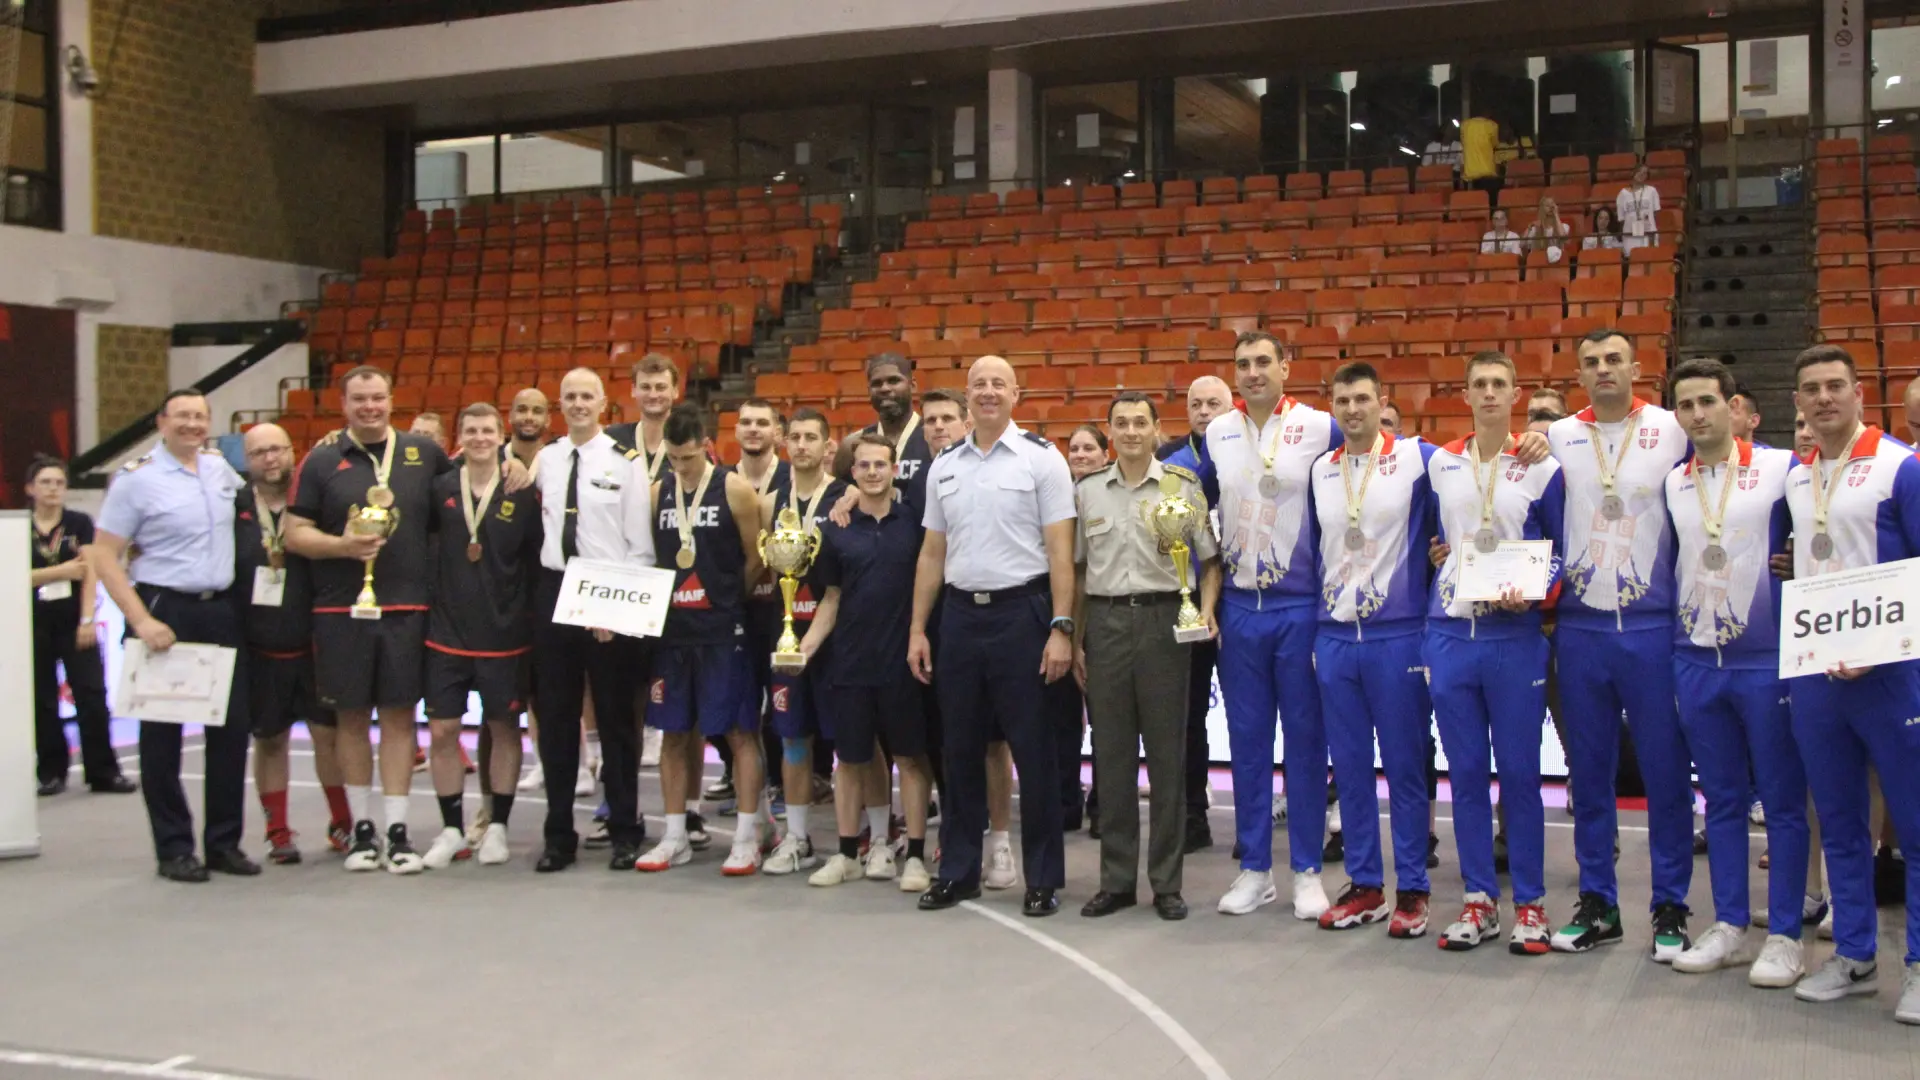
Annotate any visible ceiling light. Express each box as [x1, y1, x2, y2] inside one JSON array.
[[1891, 75, 1905, 87], [1398, 146, 1419, 157], [1452, 118, 1461, 128], [1350, 122, 1367, 131]]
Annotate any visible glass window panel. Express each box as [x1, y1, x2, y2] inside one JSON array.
[[737, 105, 867, 193], [415, 136, 496, 203], [1736, 36, 1810, 120], [1172, 76, 1263, 177], [498, 128, 607, 196], [618, 116, 734, 186], [1874, 25, 1920, 112], [1043, 81, 1140, 186], [3, 104, 48, 172], [10, 31, 47, 100]]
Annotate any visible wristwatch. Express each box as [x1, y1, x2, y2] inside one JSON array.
[[1049, 616, 1075, 636]]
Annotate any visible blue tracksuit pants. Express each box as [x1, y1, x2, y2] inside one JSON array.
[[1218, 597, 1324, 874], [1556, 624, 1696, 909], [1316, 632, 1432, 893], [1673, 658, 1809, 937], [1790, 666, 1920, 964], [1424, 629, 1549, 903]]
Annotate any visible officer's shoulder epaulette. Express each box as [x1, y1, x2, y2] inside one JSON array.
[[1076, 463, 1114, 486], [1163, 462, 1199, 485], [120, 452, 154, 473], [1021, 430, 1052, 448], [611, 439, 639, 460]]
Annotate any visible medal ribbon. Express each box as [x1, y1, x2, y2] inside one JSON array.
[[257, 499, 285, 559], [459, 463, 502, 553], [1693, 450, 1742, 545], [1471, 433, 1514, 531], [1586, 411, 1638, 503], [1240, 399, 1295, 487], [346, 431, 398, 491], [889, 413, 922, 461], [674, 463, 716, 563], [1340, 433, 1384, 528], [643, 439, 667, 481], [748, 459, 778, 497], [33, 520, 63, 562], [785, 474, 831, 536], [1809, 422, 1866, 535]]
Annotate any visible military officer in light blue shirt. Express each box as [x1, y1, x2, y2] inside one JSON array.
[[909, 355, 1078, 917], [91, 389, 256, 884]]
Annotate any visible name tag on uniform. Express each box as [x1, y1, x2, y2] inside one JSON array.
[[36, 580, 72, 602], [1628, 216, 1646, 237], [252, 567, 285, 608], [935, 474, 959, 495], [1085, 517, 1112, 536]]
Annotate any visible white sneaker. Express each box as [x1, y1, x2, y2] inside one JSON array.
[[476, 823, 510, 865], [635, 836, 692, 872], [722, 836, 763, 876], [763, 833, 818, 875], [809, 853, 864, 887], [1818, 905, 1834, 940], [1673, 921, 1756, 973], [984, 837, 1018, 890], [1749, 935, 1806, 988], [1748, 800, 1766, 826], [1218, 869, 1277, 915], [865, 842, 898, 881], [575, 764, 596, 798], [899, 856, 932, 892], [1794, 953, 1879, 1002], [422, 826, 470, 870], [1326, 800, 1342, 836], [517, 762, 545, 793], [384, 825, 425, 875], [342, 821, 382, 872], [1271, 794, 1286, 825], [1293, 870, 1331, 921], [640, 725, 662, 768], [1897, 963, 1920, 1024]]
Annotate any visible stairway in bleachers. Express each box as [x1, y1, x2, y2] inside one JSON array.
[[1674, 203, 1812, 448]]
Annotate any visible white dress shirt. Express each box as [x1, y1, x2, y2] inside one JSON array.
[[534, 430, 656, 572]]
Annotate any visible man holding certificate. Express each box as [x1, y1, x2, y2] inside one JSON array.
[[1308, 363, 1440, 938], [1781, 344, 1920, 1022], [1657, 358, 1810, 987], [1424, 351, 1565, 954], [530, 368, 656, 873]]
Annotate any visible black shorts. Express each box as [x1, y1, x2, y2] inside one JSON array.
[[312, 610, 426, 711], [830, 678, 926, 764], [424, 646, 529, 720], [246, 649, 329, 737]]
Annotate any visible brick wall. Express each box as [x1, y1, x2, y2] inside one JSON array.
[[92, 0, 386, 271], [95, 325, 172, 434]]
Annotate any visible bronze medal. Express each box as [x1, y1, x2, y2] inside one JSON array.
[[367, 484, 395, 509], [268, 548, 285, 571], [676, 547, 696, 570], [467, 542, 482, 563]]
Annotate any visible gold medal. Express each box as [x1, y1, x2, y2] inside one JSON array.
[[671, 462, 716, 575], [676, 547, 696, 569]]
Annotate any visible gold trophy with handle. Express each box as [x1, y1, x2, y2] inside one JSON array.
[[347, 485, 400, 620], [757, 507, 820, 672], [1148, 473, 1212, 643]]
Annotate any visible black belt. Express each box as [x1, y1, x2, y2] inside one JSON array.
[[137, 583, 225, 602], [945, 577, 1048, 606], [1088, 592, 1182, 607]]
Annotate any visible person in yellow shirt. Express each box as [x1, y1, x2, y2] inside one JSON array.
[[1461, 109, 1500, 198]]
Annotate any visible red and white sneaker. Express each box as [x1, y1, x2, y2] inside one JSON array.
[[1508, 902, 1552, 956], [1388, 890, 1431, 939], [1438, 892, 1501, 951], [326, 820, 352, 854], [1317, 883, 1389, 930]]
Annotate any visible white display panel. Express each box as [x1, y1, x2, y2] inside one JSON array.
[[0, 514, 42, 858]]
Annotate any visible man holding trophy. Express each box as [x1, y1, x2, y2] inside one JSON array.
[[1072, 391, 1219, 921], [286, 366, 454, 874]]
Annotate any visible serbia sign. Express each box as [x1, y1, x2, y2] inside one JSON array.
[[1779, 556, 1920, 678]]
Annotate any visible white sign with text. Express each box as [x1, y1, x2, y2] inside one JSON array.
[[1779, 557, 1920, 678], [552, 558, 675, 639]]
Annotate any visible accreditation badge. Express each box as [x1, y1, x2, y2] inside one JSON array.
[[252, 566, 286, 608]]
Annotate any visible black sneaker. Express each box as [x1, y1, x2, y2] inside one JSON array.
[[583, 821, 612, 850], [704, 768, 735, 801], [1650, 900, 1692, 963], [1426, 832, 1441, 869], [1322, 830, 1344, 863], [1692, 828, 1708, 856], [687, 811, 712, 851], [344, 820, 382, 872], [1493, 832, 1509, 874], [386, 824, 424, 874], [1876, 847, 1907, 907], [1550, 891, 1624, 953]]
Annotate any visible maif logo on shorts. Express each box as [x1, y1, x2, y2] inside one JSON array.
[[772, 686, 792, 713], [650, 678, 666, 705]]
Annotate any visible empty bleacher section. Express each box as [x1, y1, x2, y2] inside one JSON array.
[[761, 155, 1687, 447], [278, 187, 844, 447], [1812, 134, 1920, 431]]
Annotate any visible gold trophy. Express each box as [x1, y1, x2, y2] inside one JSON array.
[[1148, 473, 1212, 643], [347, 485, 400, 620], [757, 507, 821, 673]]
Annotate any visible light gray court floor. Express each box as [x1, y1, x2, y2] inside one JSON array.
[[4, 736, 1918, 1080]]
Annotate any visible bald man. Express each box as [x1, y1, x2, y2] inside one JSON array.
[[1159, 373, 1230, 852], [238, 423, 346, 863]]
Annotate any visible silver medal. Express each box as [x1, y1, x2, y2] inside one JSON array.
[[1811, 532, 1834, 561], [1474, 528, 1499, 554], [1701, 543, 1728, 572], [1344, 526, 1365, 552], [1600, 494, 1625, 520], [1257, 473, 1281, 498]]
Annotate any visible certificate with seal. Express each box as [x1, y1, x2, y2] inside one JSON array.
[[1457, 540, 1554, 602], [115, 640, 238, 726], [1778, 556, 1920, 678]]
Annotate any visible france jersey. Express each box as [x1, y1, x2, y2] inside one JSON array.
[[1425, 435, 1566, 639], [1664, 441, 1794, 668], [1204, 397, 1342, 606], [1308, 432, 1437, 639], [1547, 400, 1688, 632]]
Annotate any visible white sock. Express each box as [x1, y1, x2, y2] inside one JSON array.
[[987, 828, 1010, 850], [584, 730, 601, 763], [346, 784, 372, 825], [788, 803, 809, 845], [383, 794, 409, 834], [666, 813, 687, 844], [867, 806, 889, 844]]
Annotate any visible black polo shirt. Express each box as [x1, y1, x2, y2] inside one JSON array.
[[30, 509, 92, 631], [426, 470, 541, 655], [233, 488, 313, 654], [815, 498, 921, 688], [288, 431, 453, 612]]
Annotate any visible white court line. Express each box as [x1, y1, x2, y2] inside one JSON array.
[[958, 901, 1232, 1080], [0, 1047, 243, 1079]]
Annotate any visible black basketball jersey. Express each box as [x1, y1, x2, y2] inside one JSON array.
[[653, 464, 748, 646]]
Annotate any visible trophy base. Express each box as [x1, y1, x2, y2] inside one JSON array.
[[1173, 625, 1212, 644], [349, 604, 383, 621], [771, 650, 807, 675]]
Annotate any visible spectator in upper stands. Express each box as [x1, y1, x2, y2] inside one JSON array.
[[1583, 206, 1625, 254], [1379, 400, 1402, 435], [410, 411, 447, 452], [1616, 165, 1661, 251], [1480, 209, 1522, 256], [1422, 123, 1463, 172], [1527, 196, 1571, 264], [1461, 108, 1501, 199], [1494, 122, 1536, 167]]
